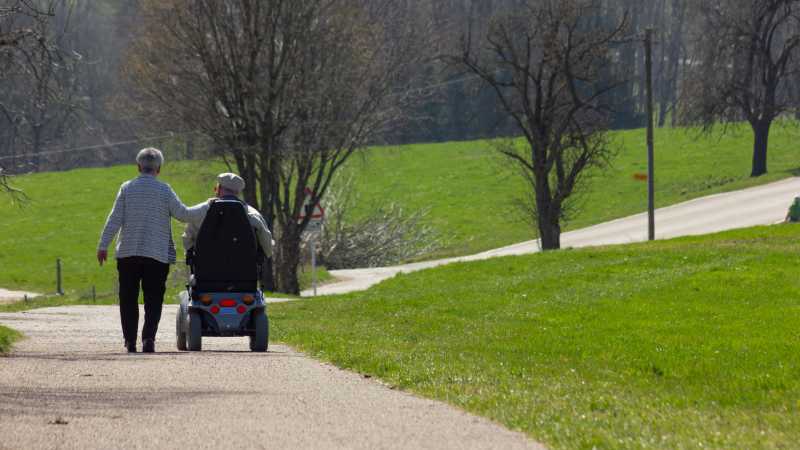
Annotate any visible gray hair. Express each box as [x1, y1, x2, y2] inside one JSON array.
[[136, 148, 164, 173]]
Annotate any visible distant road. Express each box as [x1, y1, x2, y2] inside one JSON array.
[[306, 177, 800, 296]]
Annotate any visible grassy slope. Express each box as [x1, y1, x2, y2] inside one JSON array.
[[343, 123, 800, 258], [0, 325, 21, 354], [1, 123, 798, 296], [0, 152, 328, 301], [0, 160, 223, 298], [271, 224, 800, 449]]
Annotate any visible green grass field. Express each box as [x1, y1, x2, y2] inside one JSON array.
[[0, 325, 21, 354], [271, 224, 800, 449], [1, 123, 798, 297], [342, 122, 800, 258], [0, 160, 223, 298]]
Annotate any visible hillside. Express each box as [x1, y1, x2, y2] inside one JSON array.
[[0, 161, 222, 298], [272, 224, 800, 449], [342, 123, 800, 258], [1, 123, 799, 296]]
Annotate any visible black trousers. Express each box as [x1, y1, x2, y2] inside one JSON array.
[[117, 257, 170, 342]]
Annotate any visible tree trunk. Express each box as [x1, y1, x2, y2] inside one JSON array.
[[185, 135, 194, 159], [243, 153, 258, 209], [261, 257, 275, 293], [535, 190, 562, 250], [750, 120, 771, 177], [538, 211, 561, 250], [657, 99, 670, 128], [31, 126, 42, 172], [275, 228, 301, 295]]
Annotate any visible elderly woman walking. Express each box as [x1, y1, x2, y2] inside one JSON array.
[[97, 148, 205, 353]]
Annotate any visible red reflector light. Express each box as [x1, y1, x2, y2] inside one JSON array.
[[210, 305, 220, 314], [237, 305, 247, 314], [220, 299, 237, 308]]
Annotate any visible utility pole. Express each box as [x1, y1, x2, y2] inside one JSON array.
[[645, 28, 656, 241]]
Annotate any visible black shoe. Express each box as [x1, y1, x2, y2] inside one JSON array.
[[125, 340, 137, 353], [142, 339, 155, 353]]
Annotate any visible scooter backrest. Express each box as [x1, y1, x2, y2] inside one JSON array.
[[193, 200, 259, 291]]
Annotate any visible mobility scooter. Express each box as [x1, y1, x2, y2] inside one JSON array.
[[176, 199, 269, 352]]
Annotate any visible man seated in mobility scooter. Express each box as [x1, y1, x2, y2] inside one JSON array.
[[176, 173, 274, 352]]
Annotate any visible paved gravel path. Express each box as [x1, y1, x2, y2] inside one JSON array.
[[303, 177, 800, 296], [0, 306, 543, 450]]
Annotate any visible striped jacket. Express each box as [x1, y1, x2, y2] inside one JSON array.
[[98, 174, 207, 264]]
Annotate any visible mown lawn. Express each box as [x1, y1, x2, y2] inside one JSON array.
[[1, 123, 799, 296], [271, 225, 800, 449], [0, 325, 20, 354]]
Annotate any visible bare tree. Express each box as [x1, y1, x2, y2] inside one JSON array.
[[0, 0, 53, 198], [0, 1, 47, 173], [0, 1, 52, 48], [685, 0, 800, 177], [458, 0, 627, 250], [660, 0, 690, 127], [0, 1, 89, 173], [128, 0, 430, 293]]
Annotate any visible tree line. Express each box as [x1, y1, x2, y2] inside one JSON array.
[[2, 0, 800, 292]]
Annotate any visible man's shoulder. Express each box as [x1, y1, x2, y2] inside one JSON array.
[[245, 204, 264, 217], [245, 205, 268, 227]]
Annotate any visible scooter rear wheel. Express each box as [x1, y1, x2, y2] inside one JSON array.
[[188, 310, 203, 352], [250, 311, 268, 352]]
